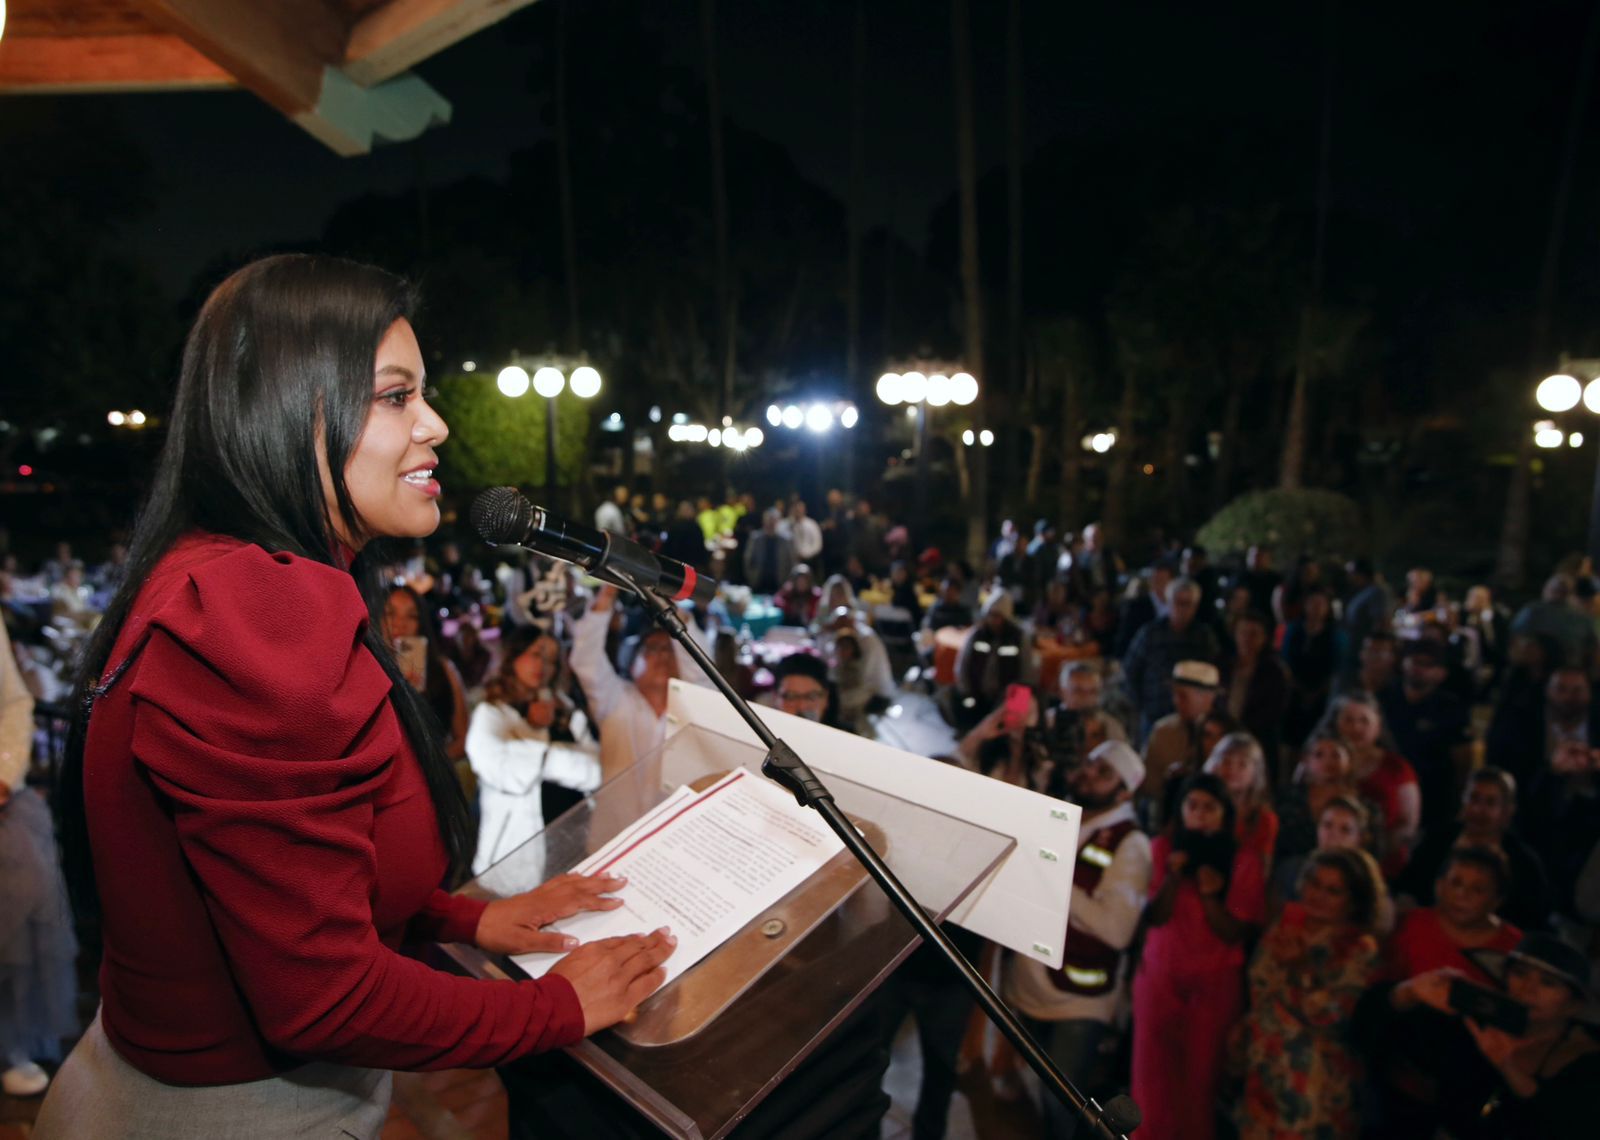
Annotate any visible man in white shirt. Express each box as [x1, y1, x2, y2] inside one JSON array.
[[780, 500, 824, 564], [594, 484, 629, 535], [1003, 739, 1152, 1139], [569, 584, 711, 780]]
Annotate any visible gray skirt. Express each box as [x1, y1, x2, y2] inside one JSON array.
[[33, 1012, 393, 1140]]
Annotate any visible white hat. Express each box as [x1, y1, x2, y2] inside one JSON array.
[[1089, 739, 1145, 792], [1171, 660, 1220, 689]]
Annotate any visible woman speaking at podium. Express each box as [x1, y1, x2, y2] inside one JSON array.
[[35, 254, 674, 1139]]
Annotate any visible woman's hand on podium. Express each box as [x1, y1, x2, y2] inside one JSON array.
[[475, 872, 629, 955], [550, 928, 678, 1034]]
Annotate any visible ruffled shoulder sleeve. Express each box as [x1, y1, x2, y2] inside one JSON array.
[[129, 543, 395, 798]]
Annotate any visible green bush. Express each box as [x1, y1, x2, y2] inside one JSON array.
[[1196, 488, 1364, 560]]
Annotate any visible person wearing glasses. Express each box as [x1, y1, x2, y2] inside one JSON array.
[[771, 652, 841, 728]]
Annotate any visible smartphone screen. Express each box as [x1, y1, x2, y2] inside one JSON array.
[[393, 635, 429, 691], [1002, 682, 1033, 731]]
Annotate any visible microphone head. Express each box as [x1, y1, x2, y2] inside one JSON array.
[[471, 486, 534, 546]]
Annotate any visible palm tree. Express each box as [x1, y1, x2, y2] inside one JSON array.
[[951, 0, 987, 559]]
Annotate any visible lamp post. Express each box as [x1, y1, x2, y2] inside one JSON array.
[[1535, 358, 1600, 565], [876, 367, 979, 541], [497, 359, 601, 502]]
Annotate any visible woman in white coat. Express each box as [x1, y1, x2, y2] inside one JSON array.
[[467, 628, 601, 875]]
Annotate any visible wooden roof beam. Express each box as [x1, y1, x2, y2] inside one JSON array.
[[0, 32, 234, 93], [344, 0, 542, 86]]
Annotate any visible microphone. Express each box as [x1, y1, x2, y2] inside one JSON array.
[[471, 487, 718, 607]]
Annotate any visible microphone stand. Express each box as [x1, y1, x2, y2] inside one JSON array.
[[614, 572, 1140, 1140]]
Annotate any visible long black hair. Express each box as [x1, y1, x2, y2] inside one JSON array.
[[58, 254, 474, 916]]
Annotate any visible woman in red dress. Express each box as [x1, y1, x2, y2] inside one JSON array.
[[1320, 692, 1419, 878], [36, 255, 674, 1139]]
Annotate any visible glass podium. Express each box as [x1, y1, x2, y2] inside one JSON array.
[[440, 721, 1014, 1140]]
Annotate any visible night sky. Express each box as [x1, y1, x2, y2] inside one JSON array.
[[75, 0, 1437, 295]]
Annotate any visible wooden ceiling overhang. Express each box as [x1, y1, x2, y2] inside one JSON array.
[[0, 0, 541, 154]]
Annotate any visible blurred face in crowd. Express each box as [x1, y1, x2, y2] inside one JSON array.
[[1060, 667, 1102, 711], [1067, 755, 1126, 812], [1168, 584, 1200, 632], [1316, 804, 1364, 850], [513, 635, 560, 692], [826, 582, 852, 611], [1360, 635, 1396, 675], [1461, 779, 1513, 839], [1233, 618, 1268, 662], [1083, 523, 1101, 551], [777, 673, 828, 722], [1506, 961, 1583, 1027], [325, 319, 447, 547], [1199, 715, 1228, 758], [1182, 546, 1206, 575], [382, 588, 421, 640], [1304, 738, 1352, 784], [1212, 746, 1257, 802], [1180, 788, 1227, 835], [1435, 860, 1501, 929], [1303, 591, 1331, 625], [1401, 651, 1447, 697], [632, 630, 679, 685], [1465, 585, 1492, 614], [1247, 545, 1272, 571], [1335, 700, 1382, 749], [1300, 863, 1355, 925], [1149, 566, 1174, 601], [1172, 682, 1215, 723], [1547, 669, 1591, 722]]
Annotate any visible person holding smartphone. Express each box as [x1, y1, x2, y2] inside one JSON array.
[[1132, 772, 1266, 1140], [1464, 934, 1599, 1139]]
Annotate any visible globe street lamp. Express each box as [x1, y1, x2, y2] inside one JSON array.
[[1535, 356, 1600, 564], [877, 365, 978, 540], [498, 359, 601, 497]]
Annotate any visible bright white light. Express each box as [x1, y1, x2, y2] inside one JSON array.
[[690, 424, 709, 442], [497, 365, 530, 398], [926, 374, 952, 406], [744, 427, 764, 447], [709, 428, 722, 447], [900, 371, 928, 404], [979, 429, 994, 447], [1585, 379, 1600, 415], [569, 365, 601, 398], [962, 429, 975, 445], [876, 373, 903, 405], [533, 366, 565, 398], [673, 412, 689, 424], [1538, 374, 1582, 412], [782, 405, 804, 430], [806, 404, 834, 432], [1536, 427, 1565, 449], [906, 406, 918, 418], [840, 405, 859, 429], [726, 432, 747, 452], [767, 405, 782, 426], [649, 405, 662, 423], [951, 372, 979, 405], [107, 411, 126, 426], [461, 360, 477, 373], [1091, 433, 1114, 453], [721, 415, 733, 427], [1571, 432, 1585, 448], [129, 410, 147, 425], [667, 424, 684, 441]]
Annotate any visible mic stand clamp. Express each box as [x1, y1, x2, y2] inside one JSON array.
[[613, 573, 1140, 1140]]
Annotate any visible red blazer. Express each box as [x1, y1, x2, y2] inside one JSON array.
[[86, 533, 582, 1085]]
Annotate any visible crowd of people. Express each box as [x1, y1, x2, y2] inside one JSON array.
[[6, 473, 1600, 1138]]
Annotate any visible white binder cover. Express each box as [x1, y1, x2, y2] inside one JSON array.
[[665, 680, 1080, 970]]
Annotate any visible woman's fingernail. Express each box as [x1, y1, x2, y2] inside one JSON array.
[[562, 936, 578, 949]]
